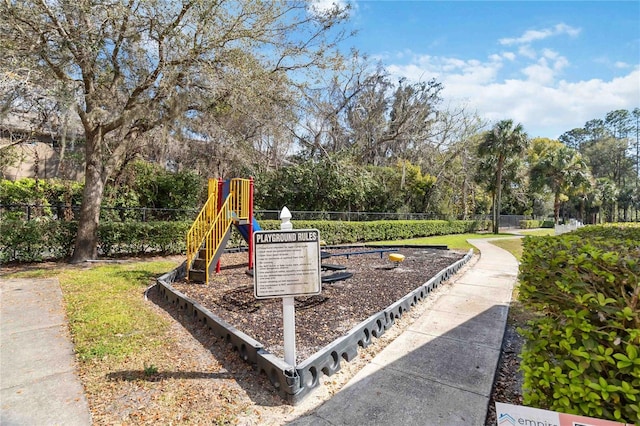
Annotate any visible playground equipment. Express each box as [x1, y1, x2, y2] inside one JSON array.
[[388, 252, 406, 268], [328, 247, 399, 259], [186, 178, 261, 283]]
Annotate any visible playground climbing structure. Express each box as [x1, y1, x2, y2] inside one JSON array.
[[186, 178, 261, 283]]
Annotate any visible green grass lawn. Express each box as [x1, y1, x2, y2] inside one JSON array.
[[372, 232, 517, 252], [490, 229, 554, 260], [373, 228, 554, 256], [6, 260, 180, 362], [517, 228, 555, 237], [489, 238, 525, 261]]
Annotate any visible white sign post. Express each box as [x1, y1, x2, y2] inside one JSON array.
[[252, 207, 321, 366]]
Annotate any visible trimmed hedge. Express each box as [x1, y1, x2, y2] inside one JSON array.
[[518, 228, 640, 424], [1, 219, 490, 263], [98, 221, 191, 256], [259, 219, 490, 245], [0, 220, 190, 262], [519, 219, 555, 229], [0, 220, 77, 262], [572, 223, 640, 242]]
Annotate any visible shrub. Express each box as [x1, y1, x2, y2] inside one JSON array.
[[520, 219, 541, 229], [2, 170, 204, 223], [1, 178, 84, 220], [2, 218, 490, 262], [1, 220, 190, 262], [0, 219, 76, 262], [518, 232, 640, 424], [519, 219, 555, 229], [572, 223, 640, 242], [98, 221, 190, 256], [280, 219, 489, 245]]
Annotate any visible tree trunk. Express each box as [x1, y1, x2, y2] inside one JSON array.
[[71, 131, 106, 263], [493, 162, 503, 234], [462, 167, 468, 220], [554, 192, 561, 224], [491, 192, 497, 234]]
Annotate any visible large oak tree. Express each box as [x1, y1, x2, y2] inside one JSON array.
[[1, 0, 350, 261]]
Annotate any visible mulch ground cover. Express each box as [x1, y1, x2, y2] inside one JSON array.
[[171, 246, 467, 363]]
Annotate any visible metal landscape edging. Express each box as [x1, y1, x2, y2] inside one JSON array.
[[155, 247, 474, 404]]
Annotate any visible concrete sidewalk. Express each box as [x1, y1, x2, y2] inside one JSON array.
[[288, 238, 520, 426], [0, 278, 92, 426]]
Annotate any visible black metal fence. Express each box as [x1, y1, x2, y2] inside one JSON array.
[[0, 204, 198, 222], [254, 210, 451, 221], [1, 203, 529, 228]]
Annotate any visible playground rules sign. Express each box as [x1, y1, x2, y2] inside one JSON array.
[[253, 229, 321, 299]]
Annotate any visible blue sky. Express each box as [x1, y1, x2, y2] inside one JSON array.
[[318, 1, 640, 139]]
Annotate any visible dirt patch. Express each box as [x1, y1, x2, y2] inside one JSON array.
[[170, 247, 466, 363], [484, 299, 530, 425], [166, 246, 526, 425]]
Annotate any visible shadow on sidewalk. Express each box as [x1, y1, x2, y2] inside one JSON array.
[[287, 304, 509, 426]]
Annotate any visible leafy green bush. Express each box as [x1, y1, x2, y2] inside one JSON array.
[[2, 218, 490, 262], [572, 223, 640, 242], [2, 166, 204, 223], [1, 220, 190, 262], [519, 219, 555, 229], [518, 232, 640, 423], [520, 220, 541, 229], [0, 219, 77, 262], [103, 161, 205, 221], [0, 220, 44, 262], [98, 221, 190, 256], [262, 219, 490, 245], [1, 178, 50, 220], [1, 178, 84, 219], [256, 157, 447, 216]]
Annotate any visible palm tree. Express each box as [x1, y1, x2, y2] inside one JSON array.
[[591, 178, 619, 223], [477, 119, 529, 234], [530, 140, 592, 224]]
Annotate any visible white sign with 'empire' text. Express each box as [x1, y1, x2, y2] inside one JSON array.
[[495, 402, 631, 426]]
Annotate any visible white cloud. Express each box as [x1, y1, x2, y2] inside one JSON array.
[[464, 68, 640, 138], [385, 46, 639, 139], [553, 56, 569, 72], [374, 18, 638, 139], [518, 45, 537, 59], [499, 23, 581, 46], [389, 53, 502, 86], [309, 0, 353, 16], [522, 60, 556, 85]]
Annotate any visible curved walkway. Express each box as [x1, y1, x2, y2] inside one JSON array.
[[1, 238, 519, 426], [288, 238, 520, 425]]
